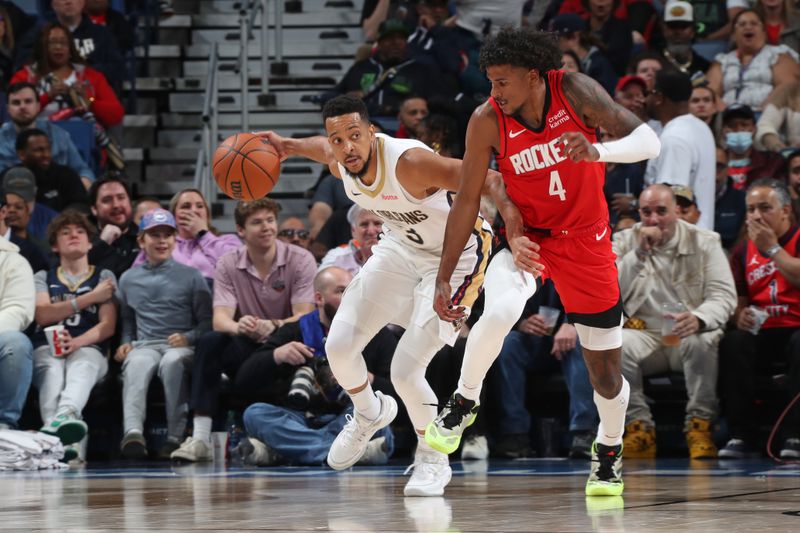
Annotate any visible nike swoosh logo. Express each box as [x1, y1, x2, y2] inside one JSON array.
[[509, 129, 525, 138], [595, 228, 608, 241], [352, 192, 362, 196]]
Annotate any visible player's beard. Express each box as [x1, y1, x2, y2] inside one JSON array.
[[353, 144, 374, 179]]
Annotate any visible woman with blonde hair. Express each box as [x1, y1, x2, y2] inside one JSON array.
[[133, 188, 241, 282], [755, 81, 800, 151]]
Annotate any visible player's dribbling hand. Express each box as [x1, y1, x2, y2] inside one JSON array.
[[253, 130, 290, 161], [433, 279, 465, 322], [559, 132, 600, 163], [509, 236, 544, 277]]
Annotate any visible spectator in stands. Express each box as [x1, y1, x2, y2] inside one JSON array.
[[583, 0, 633, 76], [689, 84, 719, 128], [239, 267, 397, 467], [0, 5, 19, 91], [722, 104, 787, 190], [85, 0, 135, 54], [277, 217, 311, 250], [320, 204, 383, 276], [132, 196, 160, 226], [629, 51, 663, 92], [406, 0, 462, 92], [0, 1, 36, 54], [672, 183, 703, 225], [132, 188, 240, 283], [0, 232, 34, 430], [13, 128, 87, 212], [396, 95, 428, 139], [325, 19, 448, 117], [490, 279, 598, 459], [707, 9, 799, 112], [719, 178, 800, 459], [657, 1, 711, 80], [0, 185, 48, 272], [552, 13, 617, 95], [755, 82, 800, 152], [87, 176, 139, 279], [32, 210, 115, 460], [561, 49, 581, 73], [47, 0, 125, 90], [715, 146, 748, 250], [645, 70, 717, 230], [614, 74, 647, 122], [308, 175, 353, 242], [312, 208, 354, 262], [170, 199, 316, 462], [360, 0, 416, 42], [417, 106, 461, 157], [116, 208, 212, 459], [553, 0, 658, 45], [614, 184, 736, 459], [12, 23, 125, 170], [788, 150, 800, 222], [755, 0, 800, 50], [601, 125, 645, 226], [0, 82, 95, 186], [3, 166, 57, 247]]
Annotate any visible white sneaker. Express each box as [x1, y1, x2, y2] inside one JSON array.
[[404, 448, 452, 497], [356, 436, 389, 466], [235, 437, 278, 466], [461, 435, 489, 460], [327, 392, 397, 470], [170, 437, 213, 462]]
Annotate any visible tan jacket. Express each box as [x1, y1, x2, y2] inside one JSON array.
[[613, 219, 737, 331]]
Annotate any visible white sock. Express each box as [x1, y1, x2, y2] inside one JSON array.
[[416, 434, 446, 459], [455, 379, 482, 402], [595, 377, 630, 447], [193, 416, 212, 443], [351, 385, 381, 421]]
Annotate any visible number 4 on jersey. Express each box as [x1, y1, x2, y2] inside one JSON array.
[[549, 170, 566, 201]]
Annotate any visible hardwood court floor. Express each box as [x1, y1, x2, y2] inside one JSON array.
[[1, 459, 799, 532]]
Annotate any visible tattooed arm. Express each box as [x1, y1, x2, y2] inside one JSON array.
[[559, 72, 661, 164]]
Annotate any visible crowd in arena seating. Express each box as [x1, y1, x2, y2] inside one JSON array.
[[1, 0, 800, 468]]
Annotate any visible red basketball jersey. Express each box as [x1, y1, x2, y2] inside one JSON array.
[[491, 70, 608, 232], [744, 227, 800, 329]]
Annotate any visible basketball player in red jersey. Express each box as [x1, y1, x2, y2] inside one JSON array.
[[430, 28, 660, 496]]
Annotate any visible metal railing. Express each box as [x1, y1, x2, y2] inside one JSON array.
[[236, 0, 284, 132], [194, 42, 220, 203]]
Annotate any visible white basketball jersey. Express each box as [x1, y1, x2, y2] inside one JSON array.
[[338, 133, 489, 254]]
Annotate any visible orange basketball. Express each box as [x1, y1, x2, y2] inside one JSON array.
[[212, 133, 280, 200]]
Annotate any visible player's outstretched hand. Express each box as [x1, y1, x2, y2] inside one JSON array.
[[509, 236, 544, 277], [559, 132, 600, 163], [252, 130, 290, 161], [434, 279, 466, 322]]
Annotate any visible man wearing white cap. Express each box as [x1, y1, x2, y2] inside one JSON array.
[[658, 1, 711, 79]]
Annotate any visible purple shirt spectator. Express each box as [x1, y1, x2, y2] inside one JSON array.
[[132, 232, 242, 280], [214, 239, 316, 319]]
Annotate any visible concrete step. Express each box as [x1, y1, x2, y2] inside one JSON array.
[[160, 111, 323, 129], [182, 57, 348, 78], [198, 0, 362, 14], [174, 74, 338, 90], [190, 11, 360, 27], [143, 163, 320, 193], [157, 127, 323, 147], [184, 41, 360, 59], [190, 26, 361, 45], [168, 90, 322, 112]]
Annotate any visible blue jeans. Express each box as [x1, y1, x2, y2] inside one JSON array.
[[491, 331, 598, 435], [243, 402, 395, 465], [0, 331, 33, 428]]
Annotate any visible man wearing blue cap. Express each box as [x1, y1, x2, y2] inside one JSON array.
[[115, 208, 212, 459]]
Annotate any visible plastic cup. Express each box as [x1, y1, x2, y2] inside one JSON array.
[[44, 325, 66, 357], [747, 306, 769, 335], [661, 302, 685, 346], [538, 306, 560, 336], [211, 431, 228, 463]]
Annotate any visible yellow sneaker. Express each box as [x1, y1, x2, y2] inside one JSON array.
[[622, 421, 656, 459], [685, 417, 717, 459]]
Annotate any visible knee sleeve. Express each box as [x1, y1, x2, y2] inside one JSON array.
[[575, 324, 622, 351], [391, 347, 439, 431]]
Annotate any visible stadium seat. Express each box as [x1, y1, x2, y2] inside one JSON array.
[[53, 119, 98, 173]]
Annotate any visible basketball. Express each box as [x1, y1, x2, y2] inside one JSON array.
[[212, 133, 280, 200]]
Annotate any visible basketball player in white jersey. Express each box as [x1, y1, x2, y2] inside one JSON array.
[[258, 95, 516, 496]]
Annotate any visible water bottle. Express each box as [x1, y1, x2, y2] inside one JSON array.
[[226, 411, 243, 458]]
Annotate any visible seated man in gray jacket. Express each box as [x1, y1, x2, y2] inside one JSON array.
[[613, 184, 736, 459]]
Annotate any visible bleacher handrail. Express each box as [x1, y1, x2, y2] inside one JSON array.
[[195, 42, 219, 204]]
